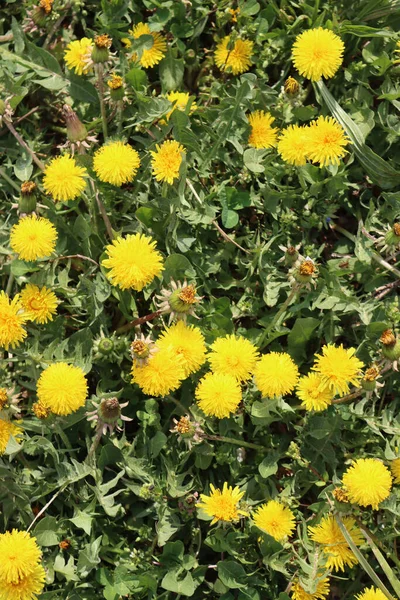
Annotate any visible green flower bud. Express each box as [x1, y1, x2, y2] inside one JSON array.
[[19, 181, 37, 214]]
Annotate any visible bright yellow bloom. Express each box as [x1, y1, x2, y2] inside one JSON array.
[[150, 140, 185, 185], [195, 372, 242, 418], [291, 578, 330, 600], [247, 111, 279, 149], [356, 587, 387, 600], [208, 334, 259, 382], [64, 37, 93, 75], [254, 352, 299, 398], [131, 22, 167, 68], [0, 292, 27, 350], [0, 562, 45, 600], [0, 530, 42, 585], [278, 125, 309, 166], [308, 515, 362, 571], [292, 27, 344, 81], [306, 116, 349, 167], [10, 215, 57, 261], [0, 388, 7, 410], [296, 373, 334, 411], [253, 500, 295, 542], [164, 91, 197, 121], [20, 284, 58, 324], [157, 320, 206, 377], [342, 458, 392, 509], [93, 141, 140, 186], [198, 482, 248, 524], [312, 344, 363, 397], [107, 73, 124, 90], [0, 419, 23, 454], [132, 347, 185, 397], [102, 233, 164, 291], [215, 36, 253, 75], [43, 154, 87, 202], [37, 362, 88, 416], [391, 458, 400, 484]]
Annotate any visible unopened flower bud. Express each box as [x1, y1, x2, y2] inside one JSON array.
[[98, 337, 114, 355], [107, 74, 125, 101], [32, 0, 54, 26], [384, 223, 400, 248], [284, 76, 300, 96], [361, 366, 380, 391], [63, 105, 88, 143], [32, 401, 51, 419], [92, 34, 112, 63], [99, 397, 121, 424], [19, 181, 37, 214]]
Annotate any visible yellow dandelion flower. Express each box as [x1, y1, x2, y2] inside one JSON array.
[[32, 401, 51, 420], [20, 284, 58, 324], [208, 334, 259, 383], [248, 111, 279, 149], [253, 500, 295, 542], [157, 320, 206, 377], [0, 388, 7, 410], [0, 292, 27, 350], [296, 373, 334, 411], [306, 116, 350, 167], [254, 352, 299, 398], [284, 76, 300, 95], [215, 36, 254, 75], [131, 22, 167, 68], [342, 458, 392, 509], [198, 482, 248, 524], [312, 344, 363, 397], [64, 37, 94, 76], [93, 141, 140, 186], [102, 233, 164, 291], [356, 587, 387, 600], [195, 372, 242, 418], [164, 91, 197, 121], [37, 362, 88, 416], [0, 530, 42, 584], [291, 578, 330, 600], [308, 515, 362, 571], [278, 125, 309, 166], [292, 27, 344, 81], [391, 458, 400, 484], [150, 140, 185, 185], [132, 347, 185, 397], [0, 419, 23, 454], [43, 154, 87, 202], [10, 214, 58, 261], [0, 561, 45, 600]]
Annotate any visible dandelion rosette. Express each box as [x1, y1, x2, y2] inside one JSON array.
[[296, 373, 334, 411], [10, 214, 58, 261], [64, 38, 94, 75], [215, 36, 254, 75], [43, 154, 87, 202], [37, 362, 88, 416], [0, 292, 28, 350], [132, 347, 185, 397], [102, 233, 164, 291], [131, 22, 167, 68], [248, 111, 279, 149], [291, 578, 330, 600], [342, 458, 392, 509], [253, 500, 295, 542], [150, 140, 185, 185], [195, 372, 242, 418], [157, 320, 206, 377], [312, 344, 363, 397], [292, 27, 344, 81], [309, 515, 363, 571], [93, 141, 140, 186], [208, 334, 259, 382], [197, 482, 248, 524], [0, 418, 23, 454], [306, 116, 350, 167], [254, 352, 299, 398], [278, 125, 309, 166], [20, 284, 58, 324]]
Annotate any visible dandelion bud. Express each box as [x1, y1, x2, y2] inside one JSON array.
[[107, 74, 125, 101], [98, 397, 121, 424], [380, 328, 400, 360], [92, 34, 112, 63], [63, 105, 88, 143], [0, 100, 5, 116], [284, 76, 299, 95], [361, 366, 380, 391], [32, 401, 51, 419], [59, 539, 71, 551], [156, 279, 201, 322], [32, 0, 54, 26], [384, 223, 400, 248], [333, 487, 349, 503], [19, 181, 37, 214], [0, 388, 8, 410], [185, 48, 196, 64], [97, 337, 114, 355]]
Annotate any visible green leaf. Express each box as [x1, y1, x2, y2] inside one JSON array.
[[68, 74, 99, 105], [221, 207, 239, 229], [14, 155, 33, 182], [150, 431, 167, 458], [243, 148, 266, 173], [161, 569, 195, 596], [159, 51, 184, 92], [258, 451, 280, 478], [125, 67, 148, 91], [163, 253, 195, 281], [217, 561, 247, 589], [33, 516, 59, 546], [69, 510, 93, 535], [287, 317, 320, 361]]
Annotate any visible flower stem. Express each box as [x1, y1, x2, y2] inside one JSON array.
[[5, 120, 45, 170], [5, 272, 15, 296], [0, 166, 20, 191], [115, 310, 163, 334], [87, 426, 103, 464], [258, 285, 300, 347], [204, 434, 266, 452], [96, 64, 108, 140], [117, 100, 123, 136]]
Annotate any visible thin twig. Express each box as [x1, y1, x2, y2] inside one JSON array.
[[27, 485, 66, 532], [0, 107, 39, 137], [51, 254, 99, 266], [213, 219, 250, 254], [374, 280, 400, 300], [43, 4, 71, 50], [115, 310, 163, 334], [5, 120, 45, 170]]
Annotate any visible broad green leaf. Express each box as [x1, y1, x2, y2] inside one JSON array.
[[218, 560, 247, 589], [244, 148, 266, 173], [159, 51, 184, 92]]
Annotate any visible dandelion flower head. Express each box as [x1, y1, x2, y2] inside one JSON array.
[[64, 38, 93, 75], [342, 458, 392, 509], [132, 346, 185, 397], [93, 141, 140, 186], [254, 352, 299, 398], [0, 418, 23, 454], [0, 292, 27, 350], [296, 372, 334, 411], [306, 116, 350, 167], [215, 36, 254, 75], [198, 482, 248, 524], [37, 362, 88, 416], [43, 154, 87, 202], [312, 344, 363, 397], [278, 125, 309, 166], [20, 284, 58, 324], [131, 22, 167, 68], [391, 458, 400, 484], [208, 334, 259, 382], [308, 515, 363, 571], [0, 561, 45, 600], [292, 27, 344, 81], [291, 578, 330, 600], [150, 140, 185, 185], [248, 111, 279, 149], [356, 588, 387, 600], [165, 91, 197, 121], [157, 320, 206, 377], [195, 372, 242, 419], [102, 233, 164, 291], [253, 500, 295, 542], [0, 529, 42, 584], [10, 215, 57, 262]]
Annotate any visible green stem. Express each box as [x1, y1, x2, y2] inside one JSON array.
[[258, 285, 300, 347], [117, 100, 123, 136], [0, 166, 20, 191], [5, 272, 15, 296], [205, 434, 266, 452], [96, 64, 108, 140], [87, 426, 103, 465]]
